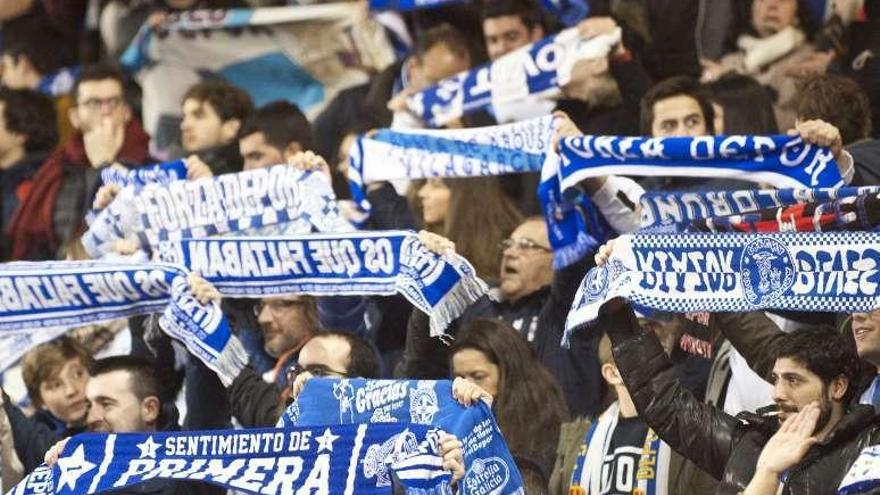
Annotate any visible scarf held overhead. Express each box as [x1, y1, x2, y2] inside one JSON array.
[[157, 232, 488, 337], [284, 379, 525, 495], [83, 165, 351, 258], [407, 27, 620, 127], [348, 116, 556, 213], [558, 135, 844, 193], [639, 186, 880, 230], [8, 423, 454, 495], [563, 232, 880, 344], [100, 160, 188, 189]]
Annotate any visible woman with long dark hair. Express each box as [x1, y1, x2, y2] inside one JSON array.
[[450, 318, 570, 478], [416, 177, 522, 285]]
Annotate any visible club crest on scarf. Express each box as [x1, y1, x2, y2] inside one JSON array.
[[564, 232, 880, 344], [740, 238, 795, 306], [287, 379, 526, 495], [363, 429, 421, 487]]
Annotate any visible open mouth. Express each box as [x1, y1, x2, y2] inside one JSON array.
[[503, 265, 518, 275], [854, 326, 874, 340]]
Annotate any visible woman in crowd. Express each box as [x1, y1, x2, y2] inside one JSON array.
[[705, 73, 780, 135], [450, 318, 569, 478], [702, 0, 818, 130], [417, 177, 522, 285]]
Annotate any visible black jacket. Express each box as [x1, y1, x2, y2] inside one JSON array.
[[394, 254, 604, 417], [603, 303, 880, 494]]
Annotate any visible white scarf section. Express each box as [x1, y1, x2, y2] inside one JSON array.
[[737, 26, 806, 73]]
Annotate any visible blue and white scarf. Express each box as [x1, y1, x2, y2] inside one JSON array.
[[8, 423, 454, 495], [100, 160, 188, 189], [0, 233, 486, 377], [348, 116, 555, 214], [538, 154, 606, 269], [83, 165, 350, 258], [569, 403, 671, 495], [539, 0, 590, 26], [563, 232, 880, 344], [838, 445, 880, 495], [369, 0, 464, 10], [283, 379, 525, 495], [407, 27, 620, 127], [156, 232, 488, 337], [559, 135, 844, 192], [0, 260, 182, 333], [639, 186, 880, 231]]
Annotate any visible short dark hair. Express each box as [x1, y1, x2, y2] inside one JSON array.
[[316, 331, 380, 379], [239, 100, 313, 152], [21, 336, 92, 408], [1, 15, 72, 77], [640, 76, 715, 136], [774, 326, 860, 405], [89, 355, 159, 402], [414, 23, 472, 63], [72, 64, 127, 104], [183, 80, 253, 123], [0, 88, 58, 152], [795, 75, 872, 145], [480, 0, 543, 31]]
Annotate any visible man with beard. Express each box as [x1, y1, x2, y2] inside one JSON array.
[[712, 307, 880, 411], [592, 241, 880, 493]]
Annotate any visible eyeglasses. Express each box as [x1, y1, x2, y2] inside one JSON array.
[[253, 298, 307, 318], [79, 96, 123, 111], [286, 363, 348, 385], [498, 237, 551, 253]]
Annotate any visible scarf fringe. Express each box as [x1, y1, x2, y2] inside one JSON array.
[[427, 272, 490, 338], [552, 231, 598, 270]]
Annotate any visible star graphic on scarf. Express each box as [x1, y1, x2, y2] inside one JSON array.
[[315, 428, 339, 453], [56, 445, 97, 491], [137, 436, 161, 458]]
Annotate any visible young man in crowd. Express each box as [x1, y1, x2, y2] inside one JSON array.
[[551, 334, 717, 495], [44, 356, 224, 495], [713, 306, 880, 411], [179, 79, 253, 175], [593, 241, 880, 493], [7, 63, 150, 261], [0, 88, 58, 260], [1, 15, 77, 142], [238, 101, 313, 171]]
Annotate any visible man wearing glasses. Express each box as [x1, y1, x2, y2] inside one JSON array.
[[397, 219, 606, 418], [225, 294, 381, 428], [8, 63, 151, 260]]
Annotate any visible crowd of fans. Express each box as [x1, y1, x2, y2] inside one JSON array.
[[0, 0, 879, 494]]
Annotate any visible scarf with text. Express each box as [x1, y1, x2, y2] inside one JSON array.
[[563, 232, 880, 344], [283, 379, 525, 495], [7, 423, 454, 495], [406, 27, 620, 127], [348, 116, 555, 215], [156, 232, 488, 337], [639, 186, 880, 231], [0, 233, 486, 378], [686, 192, 880, 233], [100, 160, 188, 189], [83, 165, 350, 258], [558, 135, 844, 194], [569, 402, 671, 495]]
